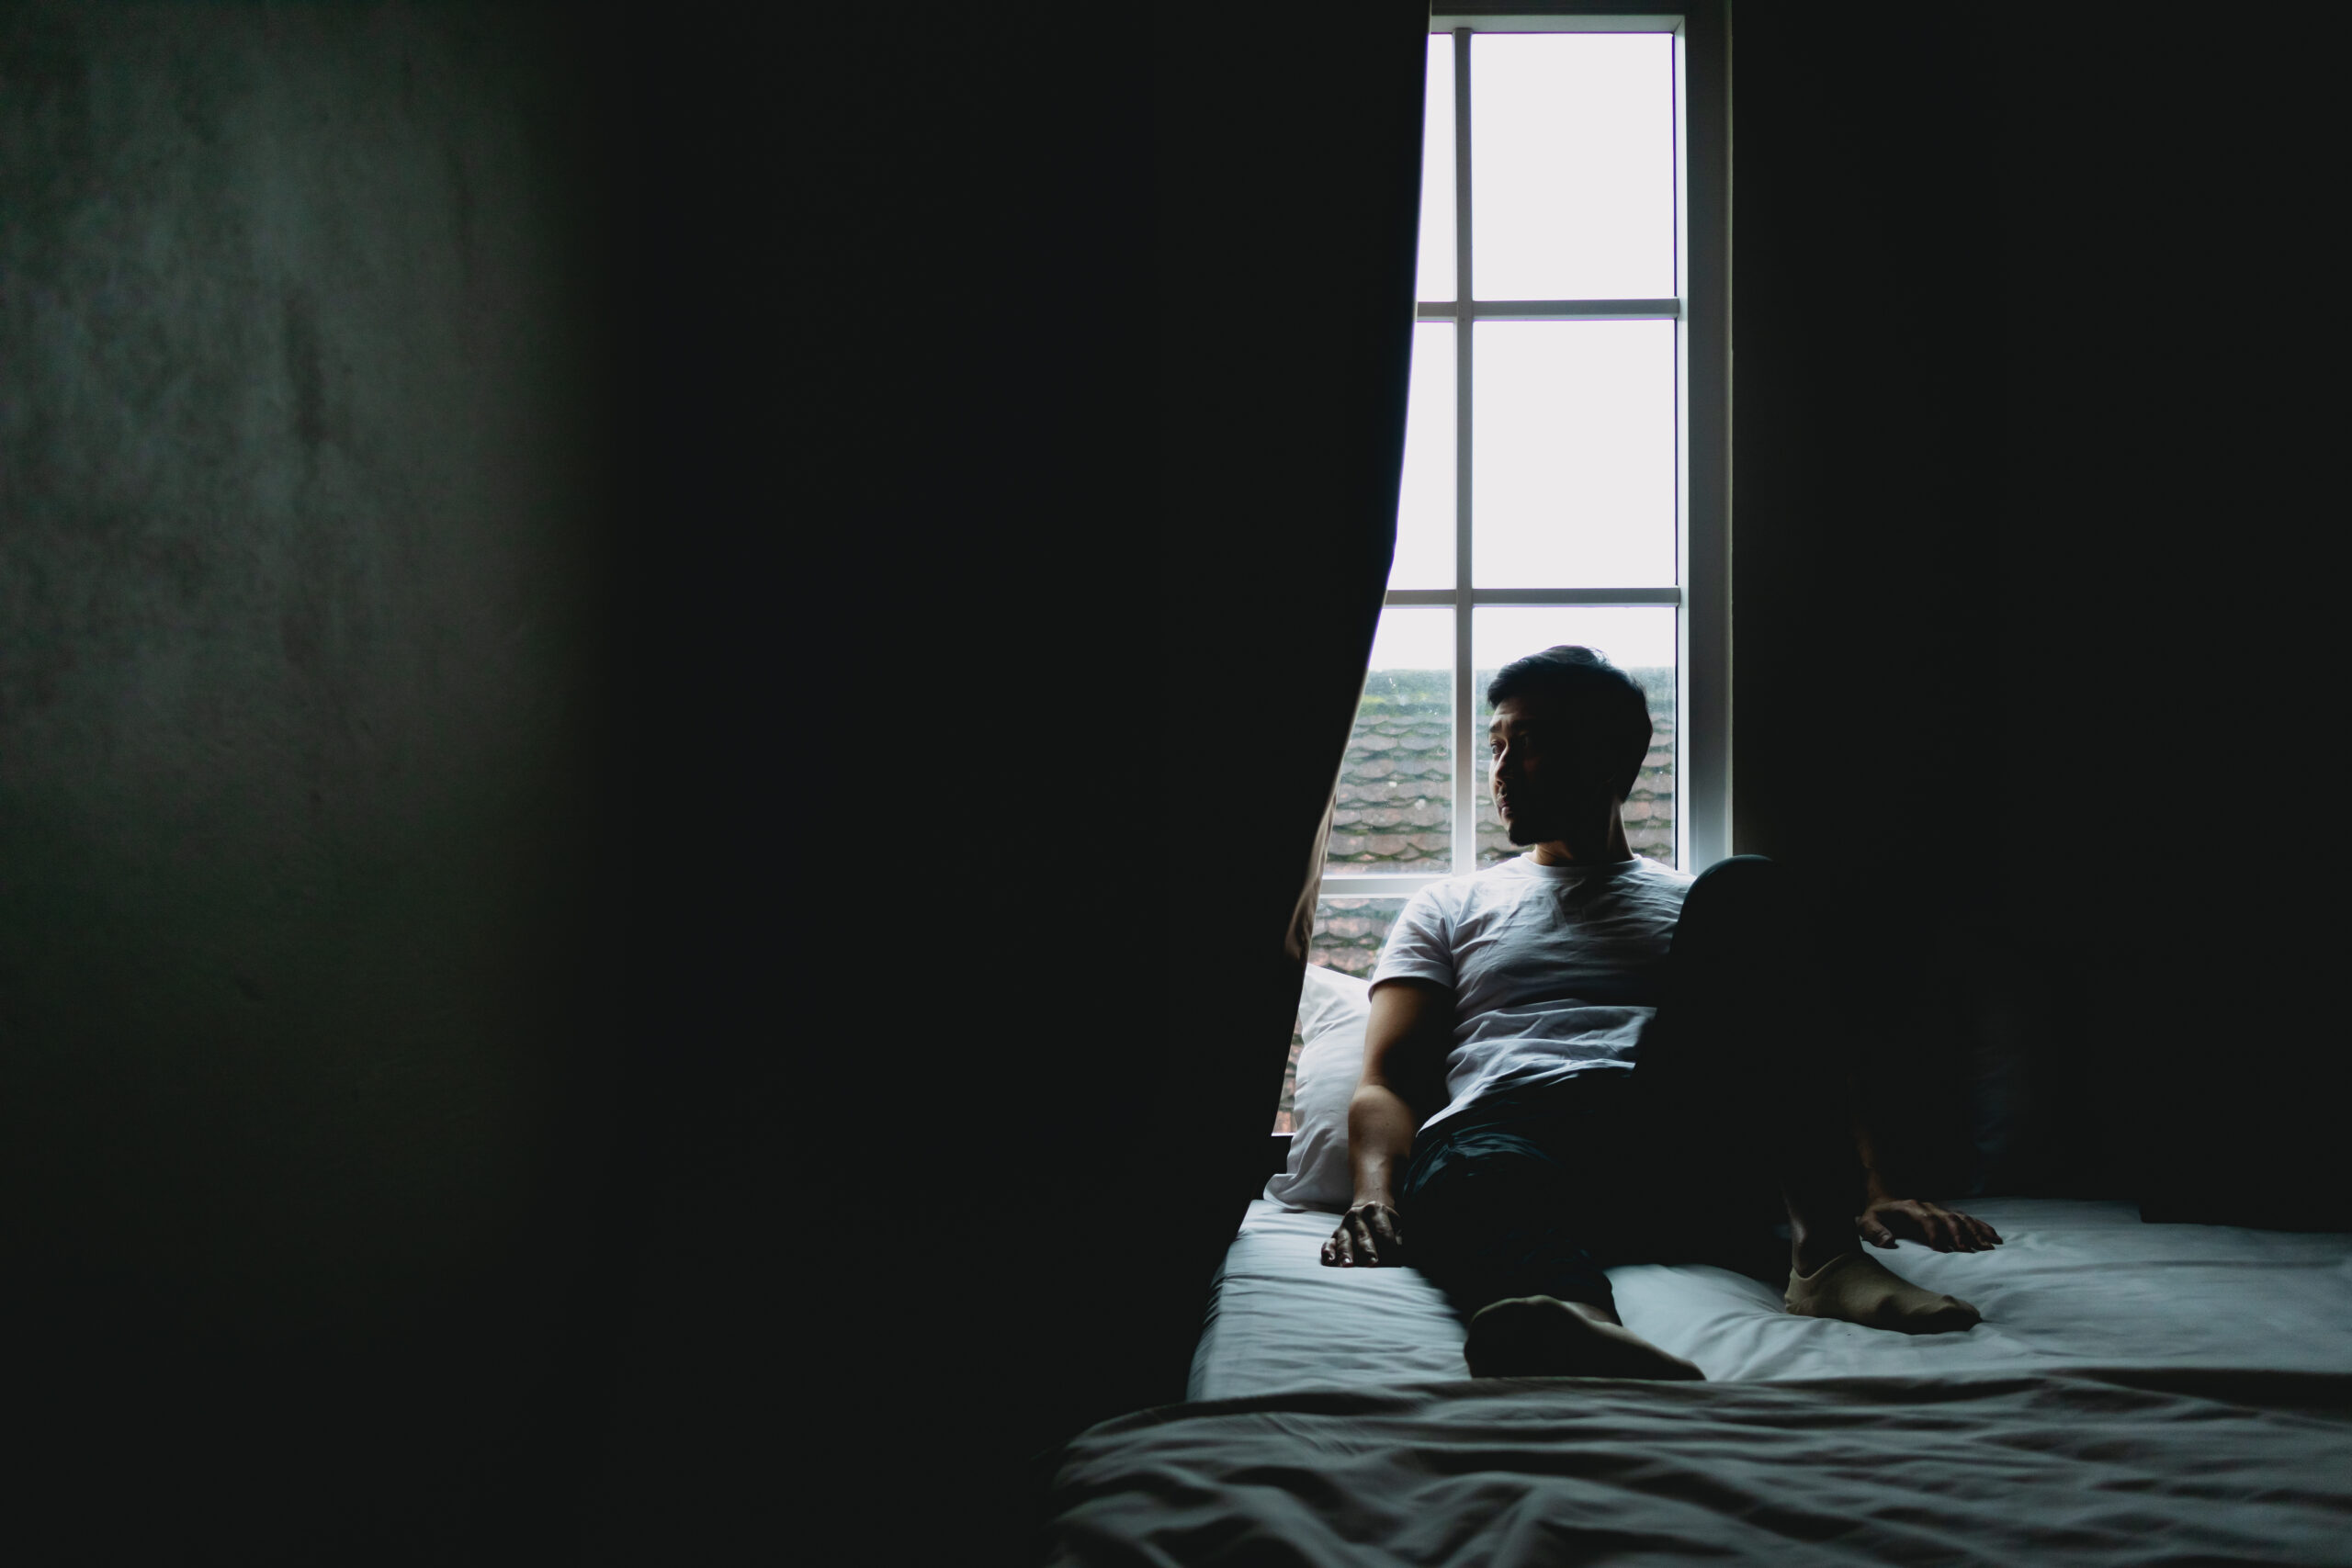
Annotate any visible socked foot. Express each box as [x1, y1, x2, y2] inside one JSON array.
[[1465, 1297, 1707, 1381], [1785, 1250, 1981, 1334]]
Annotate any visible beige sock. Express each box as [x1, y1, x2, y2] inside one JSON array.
[[1784, 1251, 1981, 1335], [1465, 1297, 1707, 1381]]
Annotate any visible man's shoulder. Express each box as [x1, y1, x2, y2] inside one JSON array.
[[1627, 855, 1698, 889], [1611, 857, 1698, 912]]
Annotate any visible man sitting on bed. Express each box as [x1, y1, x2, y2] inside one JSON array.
[[1321, 645, 2000, 1381]]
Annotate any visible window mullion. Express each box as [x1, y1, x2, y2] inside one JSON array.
[[1391, 587, 1681, 607], [1419, 299, 1682, 321], [1673, 25, 1690, 873], [1452, 28, 1476, 880]]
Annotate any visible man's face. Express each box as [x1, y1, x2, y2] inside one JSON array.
[[1488, 694, 1620, 849]]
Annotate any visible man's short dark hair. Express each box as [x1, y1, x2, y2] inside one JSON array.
[[1486, 645, 1654, 797]]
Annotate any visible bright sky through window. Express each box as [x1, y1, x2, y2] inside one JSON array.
[[1414, 40, 1455, 299], [1476, 320, 1674, 587], [1471, 35, 1675, 299]]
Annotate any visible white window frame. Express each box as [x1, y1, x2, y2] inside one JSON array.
[[1331, 10, 1728, 900]]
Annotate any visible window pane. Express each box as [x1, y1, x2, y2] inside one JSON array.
[[1274, 1026, 1300, 1133], [1472, 607, 1675, 869], [1389, 323, 1454, 589], [1328, 608, 1452, 877], [1275, 897, 1413, 1132], [1310, 894, 1411, 980], [1417, 34, 1456, 301], [1474, 320, 1674, 588], [1471, 32, 1675, 300]]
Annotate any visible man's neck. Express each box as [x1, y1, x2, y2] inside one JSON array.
[[1528, 809, 1634, 866]]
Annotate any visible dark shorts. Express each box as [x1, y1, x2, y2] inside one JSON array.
[[1397, 1071, 1785, 1314]]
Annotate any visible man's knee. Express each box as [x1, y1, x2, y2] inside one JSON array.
[[1686, 853, 1784, 910], [1679, 855, 1815, 953]]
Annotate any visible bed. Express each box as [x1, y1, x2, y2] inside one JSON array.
[[1045, 1197, 2352, 1564]]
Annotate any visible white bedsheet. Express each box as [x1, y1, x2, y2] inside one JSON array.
[[1191, 1197, 2352, 1400]]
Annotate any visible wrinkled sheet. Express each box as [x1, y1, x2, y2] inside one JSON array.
[[1050, 1369, 2352, 1566], [1192, 1198, 2352, 1399]]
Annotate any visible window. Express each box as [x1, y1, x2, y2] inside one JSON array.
[[1278, 14, 1725, 1131]]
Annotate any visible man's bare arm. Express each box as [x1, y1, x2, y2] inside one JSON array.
[[1322, 977, 1453, 1268]]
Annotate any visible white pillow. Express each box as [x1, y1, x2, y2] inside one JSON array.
[[1263, 964, 1374, 1213]]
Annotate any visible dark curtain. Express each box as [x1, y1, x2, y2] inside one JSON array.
[[594, 5, 1430, 1563], [1109, 0, 1432, 1439]]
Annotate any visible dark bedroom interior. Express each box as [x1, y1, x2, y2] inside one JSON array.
[[1, 2, 2342, 1562]]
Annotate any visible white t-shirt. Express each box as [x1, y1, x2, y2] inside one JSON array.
[[1371, 853, 1695, 1135]]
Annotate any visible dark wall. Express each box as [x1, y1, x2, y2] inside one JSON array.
[[1, 3, 631, 1556]]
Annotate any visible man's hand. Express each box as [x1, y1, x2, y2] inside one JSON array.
[[1321, 1201, 1406, 1268], [1858, 1196, 2002, 1253]]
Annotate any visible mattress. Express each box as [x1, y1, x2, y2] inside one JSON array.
[[1190, 1196, 2352, 1399], [1046, 1201, 2352, 1564]]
